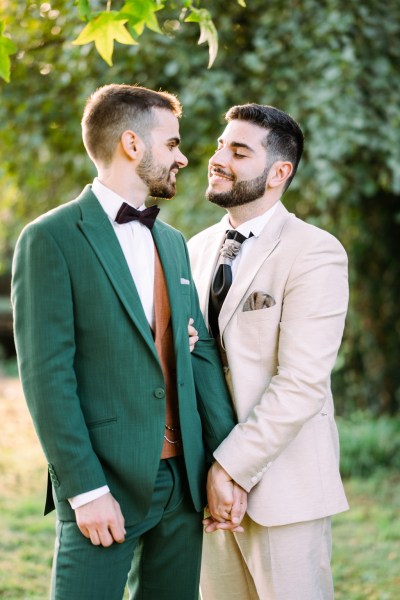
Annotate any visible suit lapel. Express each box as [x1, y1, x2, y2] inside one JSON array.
[[219, 202, 290, 339], [194, 227, 226, 320], [76, 187, 158, 360], [152, 222, 184, 353]]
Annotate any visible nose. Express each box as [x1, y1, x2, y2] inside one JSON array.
[[176, 148, 188, 169], [209, 147, 227, 168]]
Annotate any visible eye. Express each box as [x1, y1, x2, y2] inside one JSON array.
[[233, 152, 246, 159], [167, 140, 179, 151]]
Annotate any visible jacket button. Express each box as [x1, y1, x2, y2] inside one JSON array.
[[154, 388, 165, 399]]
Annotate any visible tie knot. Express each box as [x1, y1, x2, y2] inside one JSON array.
[[219, 230, 248, 262], [115, 203, 160, 229], [225, 230, 248, 244]]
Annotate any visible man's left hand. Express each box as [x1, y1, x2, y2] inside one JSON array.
[[205, 462, 247, 532], [188, 318, 199, 353], [203, 481, 247, 533]]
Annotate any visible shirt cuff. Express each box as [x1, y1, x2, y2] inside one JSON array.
[[68, 485, 110, 510]]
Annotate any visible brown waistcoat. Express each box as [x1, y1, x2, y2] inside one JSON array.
[[153, 246, 182, 459]]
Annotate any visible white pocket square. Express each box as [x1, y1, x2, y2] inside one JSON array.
[[180, 278, 190, 285]]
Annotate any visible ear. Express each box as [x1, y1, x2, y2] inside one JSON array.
[[267, 161, 293, 189], [120, 130, 144, 160]]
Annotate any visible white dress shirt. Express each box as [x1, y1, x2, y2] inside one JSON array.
[[93, 177, 156, 327], [69, 178, 156, 509]]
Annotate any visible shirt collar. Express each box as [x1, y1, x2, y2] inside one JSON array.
[[220, 201, 280, 237], [92, 178, 146, 221]]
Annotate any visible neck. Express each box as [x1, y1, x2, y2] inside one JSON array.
[[227, 195, 280, 228], [97, 166, 148, 209]]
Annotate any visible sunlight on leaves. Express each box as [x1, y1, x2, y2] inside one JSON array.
[[185, 8, 218, 68], [72, 11, 137, 66], [0, 21, 17, 83], [121, 0, 164, 35]]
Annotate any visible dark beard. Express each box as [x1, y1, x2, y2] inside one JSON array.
[[137, 149, 178, 198], [206, 167, 269, 208]]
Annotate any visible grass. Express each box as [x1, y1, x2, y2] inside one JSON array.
[[333, 474, 400, 599], [1, 375, 399, 599], [0, 376, 54, 599]]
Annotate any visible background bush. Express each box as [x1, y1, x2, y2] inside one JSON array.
[[338, 413, 400, 478]]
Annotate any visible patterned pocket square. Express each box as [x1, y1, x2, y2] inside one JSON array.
[[243, 291, 276, 311]]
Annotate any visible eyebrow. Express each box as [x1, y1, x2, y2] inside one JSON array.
[[218, 139, 255, 153]]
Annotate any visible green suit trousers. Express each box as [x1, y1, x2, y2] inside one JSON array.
[[51, 457, 203, 600]]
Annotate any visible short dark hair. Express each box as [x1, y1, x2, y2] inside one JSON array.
[[82, 84, 182, 165], [225, 103, 304, 190]]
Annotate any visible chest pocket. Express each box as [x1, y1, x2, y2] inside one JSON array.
[[237, 302, 281, 325]]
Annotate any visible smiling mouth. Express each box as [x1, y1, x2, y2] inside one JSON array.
[[209, 169, 234, 181]]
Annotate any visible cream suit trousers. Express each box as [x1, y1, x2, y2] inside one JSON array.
[[200, 515, 333, 600]]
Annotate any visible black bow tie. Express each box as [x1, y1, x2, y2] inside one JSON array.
[[115, 203, 160, 229]]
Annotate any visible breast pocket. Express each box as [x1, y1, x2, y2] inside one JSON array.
[[238, 303, 281, 325], [236, 304, 281, 364]]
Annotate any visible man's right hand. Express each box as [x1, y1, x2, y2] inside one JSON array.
[[205, 462, 247, 532], [75, 492, 126, 547]]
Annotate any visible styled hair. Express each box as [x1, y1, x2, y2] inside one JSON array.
[[225, 103, 304, 189], [82, 84, 182, 165]]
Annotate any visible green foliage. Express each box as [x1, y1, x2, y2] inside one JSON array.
[[338, 412, 400, 478], [0, 20, 17, 82], [0, 0, 246, 80], [76, 0, 92, 22], [0, 0, 399, 413], [72, 11, 138, 66], [185, 7, 218, 68], [121, 1, 164, 35]]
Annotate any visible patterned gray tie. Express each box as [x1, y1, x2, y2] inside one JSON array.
[[208, 230, 251, 338]]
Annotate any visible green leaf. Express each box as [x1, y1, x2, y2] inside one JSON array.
[[185, 8, 218, 68], [72, 11, 137, 66], [121, 0, 164, 35], [0, 22, 17, 83], [75, 0, 92, 22]]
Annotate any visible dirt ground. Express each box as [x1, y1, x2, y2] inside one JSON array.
[[0, 376, 47, 499]]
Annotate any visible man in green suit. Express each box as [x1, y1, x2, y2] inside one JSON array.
[[12, 84, 245, 600]]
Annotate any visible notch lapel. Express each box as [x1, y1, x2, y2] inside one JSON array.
[[151, 222, 186, 353], [193, 227, 226, 321], [77, 187, 158, 361], [219, 202, 290, 341]]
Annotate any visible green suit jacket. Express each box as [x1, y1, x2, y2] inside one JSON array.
[[12, 186, 236, 525]]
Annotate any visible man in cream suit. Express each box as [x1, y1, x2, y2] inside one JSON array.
[[188, 103, 349, 599], [12, 85, 244, 600]]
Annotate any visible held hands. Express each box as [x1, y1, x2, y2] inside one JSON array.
[[75, 492, 126, 547], [188, 317, 199, 353], [204, 461, 247, 533]]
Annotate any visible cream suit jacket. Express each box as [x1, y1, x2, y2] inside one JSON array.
[[188, 201, 349, 527]]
